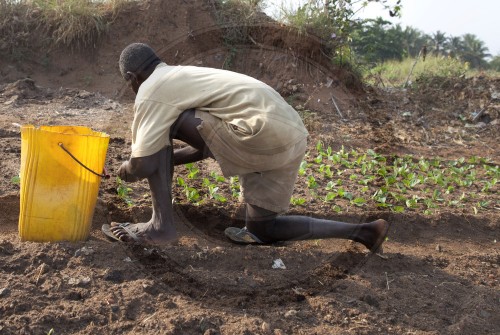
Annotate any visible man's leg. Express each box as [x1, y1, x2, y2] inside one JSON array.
[[110, 146, 178, 244], [245, 203, 389, 252]]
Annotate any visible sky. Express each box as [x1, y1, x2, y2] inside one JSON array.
[[265, 0, 500, 57]]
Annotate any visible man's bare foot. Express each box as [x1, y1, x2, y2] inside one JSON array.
[[109, 221, 177, 245], [352, 219, 390, 253]]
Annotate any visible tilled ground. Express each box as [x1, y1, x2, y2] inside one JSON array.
[[0, 77, 498, 334]]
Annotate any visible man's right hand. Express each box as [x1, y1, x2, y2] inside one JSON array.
[[117, 161, 140, 182]]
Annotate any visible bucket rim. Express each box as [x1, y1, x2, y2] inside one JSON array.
[[21, 125, 109, 138]]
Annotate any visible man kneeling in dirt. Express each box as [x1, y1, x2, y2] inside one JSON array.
[[102, 42, 390, 252]]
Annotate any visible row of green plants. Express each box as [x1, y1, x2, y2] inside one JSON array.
[[11, 145, 495, 215], [115, 143, 498, 215], [114, 163, 240, 208], [175, 163, 240, 205], [292, 142, 498, 215]]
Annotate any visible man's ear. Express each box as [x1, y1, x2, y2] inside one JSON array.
[[126, 71, 139, 85]]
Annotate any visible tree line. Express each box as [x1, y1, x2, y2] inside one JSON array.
[[276, 0, 498, 71], [350, 17, 498, 71]]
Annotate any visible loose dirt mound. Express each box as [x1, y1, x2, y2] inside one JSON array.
[[0, 1, 499, 335]]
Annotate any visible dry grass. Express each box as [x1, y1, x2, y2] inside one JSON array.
[[214, 0, 265, 25], [212, 0, 270, 45], [0, 0, 132, 58]]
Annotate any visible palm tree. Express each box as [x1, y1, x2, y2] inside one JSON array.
[[431, 30, 447, 56], [445, 36, 464, 58], [402, 26, 425, 57], [461, 33, 491, 68], [489, 55, 500, 71], [351, 17, 405, 63]]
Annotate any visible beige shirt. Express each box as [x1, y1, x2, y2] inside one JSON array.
[[131, 63, 308, 158]]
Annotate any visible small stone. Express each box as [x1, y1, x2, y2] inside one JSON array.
[[436, 244, 442, 252], [361, 294, 380, 308], [68, 277, 80, 286], [4, 95, 18, 105], [261, 321, 271, 333], [68, 276, 91, 286], [74, 246, 94, 257], [0, 287, 11, 298], [475, 122, 487, 128], [80, 277, 91, 285], [491, 91, 500, 101], [104, 270, 123, 283], [284, 309, 297, 318]]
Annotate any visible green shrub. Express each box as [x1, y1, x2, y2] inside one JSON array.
[[365, 55, 470, 87]]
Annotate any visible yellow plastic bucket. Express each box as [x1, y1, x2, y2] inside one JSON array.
[[19, 125, 110, 242]]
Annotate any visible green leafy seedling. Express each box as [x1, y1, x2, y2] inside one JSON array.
[[229, 176, 240, 198], [392, 206, 405, 213], [307, 175, 318, 189], [291, 197, 306, 206], [324, 192, 337, 202], [206, 183, 227, 203], [185, 187, 201, 203], [332, 205, 342, 213], [298, 160, 308, 176], [185, 163, 200, 179], [210, 171, 225, 183], [319, 164, 333, 178], [351, 197, 366, 207], [116, 177, 133, 207], [11, 175, 20, 185]]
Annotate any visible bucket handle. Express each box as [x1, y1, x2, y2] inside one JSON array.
[[58, 142, 110, 179]]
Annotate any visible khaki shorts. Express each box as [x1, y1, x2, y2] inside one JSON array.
[[195, 110, 307, 213]]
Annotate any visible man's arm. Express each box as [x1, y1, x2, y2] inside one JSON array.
[[173, 145, 212, 166], [118, 143, 211, 182]]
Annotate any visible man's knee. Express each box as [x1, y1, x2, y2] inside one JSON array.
[[174, 110, 213, 156]]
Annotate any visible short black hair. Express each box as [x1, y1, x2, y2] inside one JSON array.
[[119, 43, 160, 80]]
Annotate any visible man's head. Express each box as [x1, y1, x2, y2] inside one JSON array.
[[119, 43, 161, 93]]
